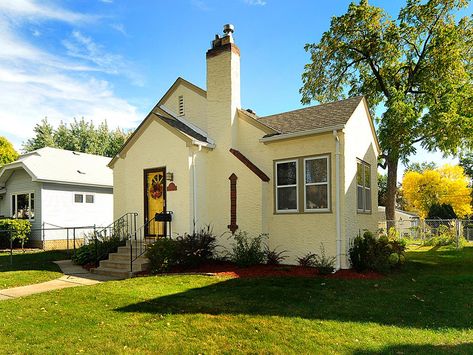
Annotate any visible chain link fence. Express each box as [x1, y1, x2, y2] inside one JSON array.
[[378, 219, 473, 249]]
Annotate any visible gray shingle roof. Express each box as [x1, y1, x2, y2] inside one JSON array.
[[257, 96, 364, 134]]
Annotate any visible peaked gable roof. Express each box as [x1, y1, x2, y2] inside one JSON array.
[[257, 96, 364, 134], [0, 147, 112, 188], [109, 77, 210, 168]]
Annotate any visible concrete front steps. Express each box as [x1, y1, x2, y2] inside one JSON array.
[[91, 240, 149, 278]]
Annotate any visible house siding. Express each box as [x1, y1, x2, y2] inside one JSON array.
[[343, 101, 379, 267], [3, 169, 42, 240]]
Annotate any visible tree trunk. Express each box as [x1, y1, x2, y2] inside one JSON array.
[[385, 155, 399, 223]]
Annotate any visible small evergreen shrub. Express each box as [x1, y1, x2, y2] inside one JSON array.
[[349, 230, 406, 273], [265, 246, 288, 265], [229, 231, 267, 267], [145, 238, 180, 273]]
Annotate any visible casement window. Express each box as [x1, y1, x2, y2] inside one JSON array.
[[304, 156, 330, 211], [357, 160, 371, 213], [11, 193, 35, 220], [74, 193, 95, 204], [275, 160, 298, 212]]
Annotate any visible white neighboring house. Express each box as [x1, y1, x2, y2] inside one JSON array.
[[0, 147, 113, 249]]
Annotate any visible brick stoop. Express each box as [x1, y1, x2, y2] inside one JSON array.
[[91, 240, 149, 279]]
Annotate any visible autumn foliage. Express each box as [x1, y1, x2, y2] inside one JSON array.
[[402, 165, 472, 218]]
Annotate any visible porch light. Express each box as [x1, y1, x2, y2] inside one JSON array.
[[166, 172, 174, 181]]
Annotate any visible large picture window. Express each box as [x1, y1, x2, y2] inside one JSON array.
[[11, 193, 35, 220], [304, 156, 329, 211], [357, 160, 371, 213], [275, 160, 298, 212]]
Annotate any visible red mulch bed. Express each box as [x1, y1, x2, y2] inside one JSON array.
[[166, 261, 382, 280]]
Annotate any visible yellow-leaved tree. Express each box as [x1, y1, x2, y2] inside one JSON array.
[[402, 165, 472, 218]]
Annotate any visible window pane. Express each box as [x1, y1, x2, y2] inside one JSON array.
[[277, 162, 297, 186], [364, 164, 371, 188], [15, 194, 29, 219], [277, 186, 297, 210], [74, 194, 83, 203], [306, 185, 328, 209], [86, 194, 94, 203], [365, 188, 371, 211], [357, 186, 364, 210], [357, 162, 363, 185], [11, 195, 15, 217], [30, 193, 35, 219], [305, 158, 327, 183]]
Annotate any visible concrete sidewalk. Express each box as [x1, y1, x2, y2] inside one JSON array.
[[0, 260, 121, 301]]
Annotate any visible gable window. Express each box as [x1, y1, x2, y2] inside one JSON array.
[[178, 95, 184, 116], [275, 160, 298, 212], [304, 156, 329, 211], [357, 160, 371, 213], [74, 194, 84, 203], [11, 193, 34, 220], [85, 194, 94, 203]]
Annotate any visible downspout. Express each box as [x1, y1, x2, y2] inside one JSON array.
[[192, 147, 197, 233], [333, 130, 342, 270]]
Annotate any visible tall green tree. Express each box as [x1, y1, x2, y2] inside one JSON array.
[[405, 161, 437, 173], [0, 136, 19, 167], [300, 0, 473, 220], [23, 118, 131, 158], [459, 150, 473, 179], [22, 118, 55, 152]]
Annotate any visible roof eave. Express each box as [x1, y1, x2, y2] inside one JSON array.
[[259, 124, 346, 143], [37, 178, 113, 189]]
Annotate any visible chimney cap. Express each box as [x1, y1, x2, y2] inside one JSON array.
[[223, 24, 234, 36]]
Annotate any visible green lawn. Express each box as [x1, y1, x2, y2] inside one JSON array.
[[0, 250, 69, 289], [0, 246, 472, 354]]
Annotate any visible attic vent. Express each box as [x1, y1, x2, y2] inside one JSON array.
[[77, 170, 86, 174], [178, 95, 184, 116]]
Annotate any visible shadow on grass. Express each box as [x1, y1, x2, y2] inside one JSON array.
[[115, 270, 473, 331], [0, 250, 70, 272], [354, 342, 473, 354]]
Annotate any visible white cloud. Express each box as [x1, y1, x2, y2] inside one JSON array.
[[0, 0, 142, 150], [110, 23, 128, 36], [244, 0, 266, 6]]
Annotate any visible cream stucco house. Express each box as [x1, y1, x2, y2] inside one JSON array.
[[109, 25, 380, 269]]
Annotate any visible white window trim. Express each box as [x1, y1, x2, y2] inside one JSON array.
[[11, 192, 35, 221], [275, 159, 299, 213], [304, 155, 330, 212], [357, 160, 372, 213]]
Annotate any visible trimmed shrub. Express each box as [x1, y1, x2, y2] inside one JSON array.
[[146, 226, 219, 273], [229, 231, 267, 267], [145, 238, 180, 273], [349, 231, 406, 273], [0, 219, 31, 250]]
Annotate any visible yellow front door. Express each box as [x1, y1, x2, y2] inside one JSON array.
[[144, 167, 166, 236]]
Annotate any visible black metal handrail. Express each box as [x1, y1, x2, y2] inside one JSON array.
[[129, 211, 173, 273]]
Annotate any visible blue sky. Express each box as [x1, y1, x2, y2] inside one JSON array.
[[0, 0, 467, 179]]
